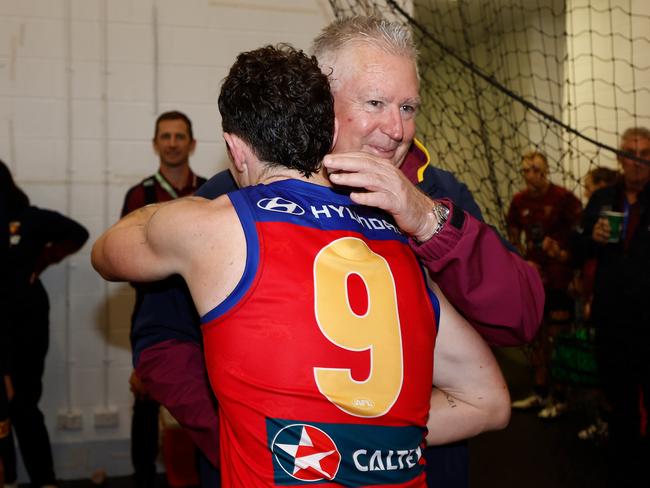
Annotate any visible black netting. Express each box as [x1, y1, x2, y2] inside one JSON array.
[[327, 0, 650, 232]]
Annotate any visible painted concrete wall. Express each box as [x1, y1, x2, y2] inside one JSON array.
[[1, 0, 647, 480], [0, 0, 332, 479]]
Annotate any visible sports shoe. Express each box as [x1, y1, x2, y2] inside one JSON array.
[[538, 401, 568, 419], [578, 419, 609, 441], [511, 394, 545, 410]]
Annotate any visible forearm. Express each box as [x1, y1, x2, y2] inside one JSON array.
[[426, 327, 511, 446], [425, 385, 509, 446], [425, 282, 511, 447], [412, 205, 544, 346], [136, 339, 220, 467]]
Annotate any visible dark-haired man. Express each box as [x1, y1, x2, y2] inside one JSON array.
[[133, 16, 544, 488], [121, 110, 206, 488], [94, 44, 509, 488]]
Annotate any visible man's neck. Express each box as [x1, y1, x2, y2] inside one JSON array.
[[159, 163, 191, 190], [256, 166, 331, 188], [624, 176, 650, 204], [625, 185, 642, 204], [527, 181, 550, 198]]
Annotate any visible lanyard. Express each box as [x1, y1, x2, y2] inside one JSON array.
[[155, 171, 179, 199]]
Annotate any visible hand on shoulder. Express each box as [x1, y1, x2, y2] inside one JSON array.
[[323, 151, 435, 238]]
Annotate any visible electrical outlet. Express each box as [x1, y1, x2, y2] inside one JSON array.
[[57, 409, 83, 430], [94, 407, 119, 428]]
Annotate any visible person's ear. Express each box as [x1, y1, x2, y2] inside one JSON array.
[[331, 116, 339, 152], [223, 133, 246, 172], [152, 138, 160, 156], [224, 133, 252, 190], [189, 138, 197, 155]]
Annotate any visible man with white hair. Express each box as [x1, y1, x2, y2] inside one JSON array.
[[130, 16, 543, 488], [94, 44, 510, 487]]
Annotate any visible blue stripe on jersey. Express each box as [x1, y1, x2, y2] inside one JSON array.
[[428, 285, 441, 333], [200, 190, 260, 324], [415, 263, 440, 333]]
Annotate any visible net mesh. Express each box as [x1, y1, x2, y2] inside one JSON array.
[[327, 0, 650, 232]]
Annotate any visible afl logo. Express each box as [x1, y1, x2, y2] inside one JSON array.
[[271, 423, 341, 481], [257, 197, 305, 215]]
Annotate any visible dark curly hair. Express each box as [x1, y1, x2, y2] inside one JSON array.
[[218, 44, 334, 177], [587, 166, 619, 187]]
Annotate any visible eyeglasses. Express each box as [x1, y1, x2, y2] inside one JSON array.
[[620, 149, 650, 162]]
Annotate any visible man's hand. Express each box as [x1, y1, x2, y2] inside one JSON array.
[[542, 236, 568, 262], [323, 152, 438, 241], [592, 217, 611, 244], [4, 375, 13, 401], [129, 370, 150, 401]]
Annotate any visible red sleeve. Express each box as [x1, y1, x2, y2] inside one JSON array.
[[565, 192, 583, 230], [505, 194, 521, 229], [136, 339, 220, 468], [410, 201, 544, 347]]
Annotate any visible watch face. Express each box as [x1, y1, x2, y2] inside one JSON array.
[[434, 203, 450, 223]]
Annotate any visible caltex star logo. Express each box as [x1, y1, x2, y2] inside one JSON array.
[[271, 423, 341, 481]]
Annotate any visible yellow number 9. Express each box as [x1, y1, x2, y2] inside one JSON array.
[[313, 237, 403, 418]]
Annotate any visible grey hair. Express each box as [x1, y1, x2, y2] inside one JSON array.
[[621, 126, 650, 143], [311, 16, 418, 90]]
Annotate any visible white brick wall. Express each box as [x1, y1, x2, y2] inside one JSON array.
[[4, 0, 646, 481], [1, 0, 333, 479]]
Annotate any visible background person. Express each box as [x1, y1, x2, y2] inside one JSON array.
[[93, 43, 510, 488], [578, 127, 650, 487], [120, 110, 207, 488], [0, 160, 89, 488], [0, 185, 15, 488], [574, 165, 620, 329], [583, 167, 620, 202], [537, 166, 619, 440], [131, 16, 543, 488], [506, 150, 583, 418], [573, 166, 619, 442]]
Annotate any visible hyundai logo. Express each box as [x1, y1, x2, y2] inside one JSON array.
[[257, 197, 305, 215]]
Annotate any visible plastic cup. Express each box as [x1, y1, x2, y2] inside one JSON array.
[[601, 210, 624, 242]]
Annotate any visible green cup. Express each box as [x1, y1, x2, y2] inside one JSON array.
[[601, 210, 624, 243]]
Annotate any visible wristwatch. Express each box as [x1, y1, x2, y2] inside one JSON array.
[[414, 201, 450, 244], [430, 201, 450, 237]]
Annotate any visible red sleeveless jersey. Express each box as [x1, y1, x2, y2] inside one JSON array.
[[201, 180, 439, 487]]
